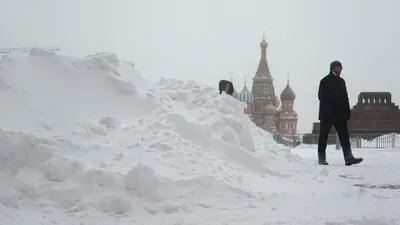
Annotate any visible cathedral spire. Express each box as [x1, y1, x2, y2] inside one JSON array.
[[254, 35, 272, 80], [231, 72, 239, 98]]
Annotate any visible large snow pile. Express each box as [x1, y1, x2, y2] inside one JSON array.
[[0, 49, 308, 223], [1, 50, 399, 225]]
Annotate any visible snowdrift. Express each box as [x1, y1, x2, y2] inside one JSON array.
[[0, 49, 306, 217]]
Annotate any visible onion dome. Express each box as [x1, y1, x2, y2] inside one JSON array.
[[280, 82, 296, 102], [262, 101, 277, 115], [238, 85, 254, 104]]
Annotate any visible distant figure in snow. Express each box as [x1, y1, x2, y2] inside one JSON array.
[[219, 80, 234, 95], [317, 61, 363, 166]]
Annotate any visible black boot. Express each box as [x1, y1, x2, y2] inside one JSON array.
[[343, 148, 363, 166], [345, 157, 363, 166], [318, 152, 329, 165]]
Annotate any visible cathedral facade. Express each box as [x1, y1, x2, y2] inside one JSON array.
[[236, 37, 299, 141]]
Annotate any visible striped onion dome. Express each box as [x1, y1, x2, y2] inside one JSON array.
[[238, 85, 254, 104]]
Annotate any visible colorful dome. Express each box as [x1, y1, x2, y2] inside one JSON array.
[[238, 86, 254, 104], [280, 83, 296, 101], [262, 101, 277, 115]]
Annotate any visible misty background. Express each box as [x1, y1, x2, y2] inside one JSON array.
[[0, 0, 398, 133]]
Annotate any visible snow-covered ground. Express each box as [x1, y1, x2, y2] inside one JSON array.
[[0, 49, 399, 225]]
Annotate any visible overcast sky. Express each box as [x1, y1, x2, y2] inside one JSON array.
[[1, 0, 399, 133]]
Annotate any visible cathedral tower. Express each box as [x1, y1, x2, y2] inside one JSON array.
[[248, 36, 278, 125], [276, 77, 298, 139]]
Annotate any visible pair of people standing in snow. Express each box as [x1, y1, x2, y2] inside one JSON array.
[[317, 61, 363, 166], [218, 80, 235, 96]]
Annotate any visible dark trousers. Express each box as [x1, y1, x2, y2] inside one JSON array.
[[317, 120, 353, 159]]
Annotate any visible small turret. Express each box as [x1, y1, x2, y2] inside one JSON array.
[[262, 101, 277, 115], [280, 78, 296, 102]]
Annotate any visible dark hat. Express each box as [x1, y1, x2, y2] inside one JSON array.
[[330, 61, 342, 71]]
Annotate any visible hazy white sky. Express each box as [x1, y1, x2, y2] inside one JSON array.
[[1, 0, 399, 132]]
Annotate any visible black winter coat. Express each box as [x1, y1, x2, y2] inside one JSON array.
[[318, 72, 351, 122]]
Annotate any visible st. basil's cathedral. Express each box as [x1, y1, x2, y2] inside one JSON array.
[[233, 36, 299, 143]]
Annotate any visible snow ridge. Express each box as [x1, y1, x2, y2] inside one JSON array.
[[0, 50, 304, 221]]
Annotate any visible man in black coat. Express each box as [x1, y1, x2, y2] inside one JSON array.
[[317, 61, 363, 166]]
